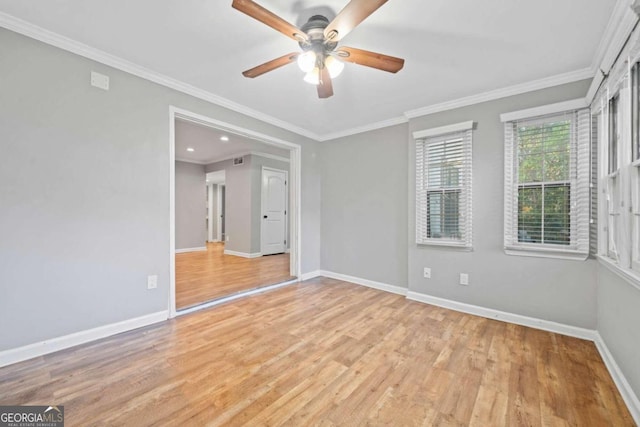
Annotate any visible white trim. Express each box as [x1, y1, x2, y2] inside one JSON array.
[[250, 151, 290, 163], [500, 98, 588, 122], [299, 270, 322, 281], [208, 239, 221, 243], [405, 68, 594, 120], [319, 116, 408, 142], [175, 279, 299, 316], [169, 106, 302, 318], [223, 249, 262, 258], [587, 0, 640, 102], [318, 270, 408, 296], [0, 311, 168, 368], [205, 150, 291, 166], [406, 291, 596, 340], [217, 184, 224, 242], [598, 255, 640, 291], [169, 114, 177, 317], [0, 12, 601, 143], [175, 246, 207, 254], [0, 12, 321, 142], [412, 121, 474, 139], [175, 157, 208, 165], [505, 247, 589, 261], [594, 333, 640, 425]]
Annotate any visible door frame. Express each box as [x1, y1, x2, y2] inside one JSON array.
[[169, 106, 302, 318], [217, 184, 224, 242], [260, 166, 289, 255]]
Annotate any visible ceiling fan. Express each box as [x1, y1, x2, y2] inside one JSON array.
[[231, 0, 405, 99]]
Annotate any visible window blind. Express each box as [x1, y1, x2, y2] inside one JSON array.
[[504, 108, 590, 258], [416, 129, 472, 247]]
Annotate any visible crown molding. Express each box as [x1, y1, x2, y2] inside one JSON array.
[[404, 67, 594, 120], [0, 12, 321, 141], [249, 151, 290, 163], [0, 8, 622, 141], [589, 0, 634, 75], [175, 157, 207, 165], [586, 0, 639, 102], [319, 116, 408, 141], [178, 151, 290, 165]]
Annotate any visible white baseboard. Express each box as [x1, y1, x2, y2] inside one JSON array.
[[175, 246, 207, 254], [299, 270, 322, 281], [223, 249, 262, 258], [0, 311, 168, 368], [207, 239, 221, 243], [319, 270, 408, 296], [406, 291, 596, 341], [594, 333, 640, 425]]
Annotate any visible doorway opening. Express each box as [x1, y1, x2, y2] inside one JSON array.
[[169, 107, 301, 316]]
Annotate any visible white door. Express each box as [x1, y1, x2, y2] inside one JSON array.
[[261, 168, 287, 255]]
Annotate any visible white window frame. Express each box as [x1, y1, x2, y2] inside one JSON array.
[[631, 62, 640, 273], [414, 121, 473, 249], [501, 99, 590, 260]]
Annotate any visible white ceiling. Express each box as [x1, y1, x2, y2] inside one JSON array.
[[0, 0, 617, 138], [175, 119, 290, 164]]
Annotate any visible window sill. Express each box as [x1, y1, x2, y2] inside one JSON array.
[[504, 246, 588, 261], [418, 240, 472, 251], [598, 256, 640, 292]]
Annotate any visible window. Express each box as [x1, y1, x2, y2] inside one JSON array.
[[415, 121, 473, 248], [502, 101, 590, 259], [606, 94, 621, 259], [596, 63, 640, 277], [632, 64, 640, 272]]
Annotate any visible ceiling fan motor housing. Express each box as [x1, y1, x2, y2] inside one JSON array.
[[299, 15, 337, 53]]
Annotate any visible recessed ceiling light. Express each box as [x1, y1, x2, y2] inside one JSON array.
[[187, 147, 195, 152], [220, 136, 229, 142]]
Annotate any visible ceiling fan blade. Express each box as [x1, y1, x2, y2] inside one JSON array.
[[336, 47, 404, 73], [317, 67, 333, 98], [242, 52, 299, 78], [324, 0, 388, 42], [232, 0, 307, 42]]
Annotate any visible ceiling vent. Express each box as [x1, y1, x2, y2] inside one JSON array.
[[233, 156, 244, 166]]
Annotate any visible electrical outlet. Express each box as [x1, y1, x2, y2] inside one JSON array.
[[459, 273, 469, 286], [225, 235, 230, 242], [423, 267, 431, 279], [147, 275, 158, 290]]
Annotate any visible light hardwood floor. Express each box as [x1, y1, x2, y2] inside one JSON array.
[[176, 242, 294, 309], [0, 278, 634, 426]]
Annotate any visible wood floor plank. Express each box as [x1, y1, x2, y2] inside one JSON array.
[[176, 242, 293, 309], [0, 278, 634, 426]]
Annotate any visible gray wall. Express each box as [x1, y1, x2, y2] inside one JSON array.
[[321, 124, 409, 287], [175, 161, 206, 250], [206, 157, 254, 254], [407, 80, 597, 329], [207, 154, 290, 255], [597, 266, 640, 399], [320, 80, 597, 329], [0, 28, 320, 351]]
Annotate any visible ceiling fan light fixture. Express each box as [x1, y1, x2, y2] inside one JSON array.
[[325, 56, 344, 78], [303, 67, 320, 85], [297, 51, 317, 73]]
